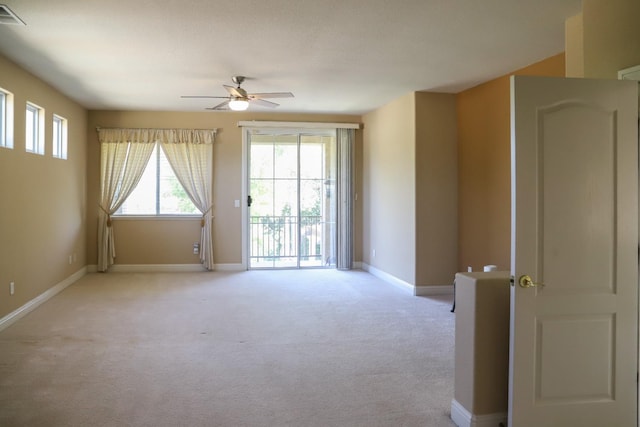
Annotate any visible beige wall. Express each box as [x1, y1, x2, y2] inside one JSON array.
[[415, 92, 458, 286], [582, 0, 640, 79], [362, 93, 416, 284], [86, 111, 362, 267], [565, 13, 584, 78], [111, 219, 202, 265], [361, 91, 458, 287], [456, 53, 565, 272], [0, 54, 87, 319]]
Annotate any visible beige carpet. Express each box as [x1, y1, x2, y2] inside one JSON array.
[[0, 269, 455, 427]]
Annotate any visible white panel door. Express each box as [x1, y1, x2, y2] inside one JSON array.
[[510, 76, 638, 426]]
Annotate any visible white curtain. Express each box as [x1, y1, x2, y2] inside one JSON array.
[[159, 129, 216, 270], [336, 128, 354, 270], [97, 128, 157, 272]]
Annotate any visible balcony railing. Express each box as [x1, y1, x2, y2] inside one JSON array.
[[249, 215, 333, 267]]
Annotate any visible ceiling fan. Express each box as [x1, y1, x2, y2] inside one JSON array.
[[181, 76, 294, 111]]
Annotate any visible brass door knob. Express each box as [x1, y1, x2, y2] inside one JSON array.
[[518, 275, 544, 288]]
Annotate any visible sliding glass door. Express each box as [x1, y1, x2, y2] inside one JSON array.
[[248, 130, 336, 269]]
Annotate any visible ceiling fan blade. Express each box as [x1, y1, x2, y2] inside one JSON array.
[[206, 100, 230, 110], [223, 85, 245, 98], [251, 98, 280, 108], [248, 92, 294, 99], [181, 95, 230, 99]]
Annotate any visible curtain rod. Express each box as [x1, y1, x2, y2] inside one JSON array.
[[237, 121, 361, 129], [95, 126, 218, 132]]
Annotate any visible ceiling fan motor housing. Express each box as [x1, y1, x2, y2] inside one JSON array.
[[232, 76, 246, 85]]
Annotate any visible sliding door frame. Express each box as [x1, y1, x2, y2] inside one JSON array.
[[242, 126, 335, 270], [240, 121, 359, 271]]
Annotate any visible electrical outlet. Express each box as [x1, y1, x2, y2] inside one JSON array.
[[68, 255, 73, 265], [372, 249, 376, 257], [10, 282, 14, 296], [193, 243, 200, 254]]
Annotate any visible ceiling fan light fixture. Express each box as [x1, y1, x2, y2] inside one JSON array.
[[228, 98, 249, 111]]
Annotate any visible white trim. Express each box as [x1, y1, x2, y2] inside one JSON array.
[[361, 263, 453, 296], [415, 285, 454, 296], [0, 267, 87, 332], [241, 127, 249, 270], [215, 263, 245, 271], [238, 120, 360, 129], [618, 64, 640, 81], [450, 399, 507, 427], [361, 263, 414, 293], [108, 264, 207, 273], [89, 263, 242, 273], [352, 261, 363, 269], [451, 399, 471, 427]]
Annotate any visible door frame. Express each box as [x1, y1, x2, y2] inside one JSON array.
[[241, 126, 249, 270], [617, 65, 640, 426]]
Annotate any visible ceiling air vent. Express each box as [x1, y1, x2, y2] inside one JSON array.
[[0, 5, 25, 25]]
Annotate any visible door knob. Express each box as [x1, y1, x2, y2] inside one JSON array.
[[518, 275, 544, 288]]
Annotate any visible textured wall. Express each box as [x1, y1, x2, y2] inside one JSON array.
[[582, 0, 640, 79], [362, 93, 417, 284], [415, 92, 458, 286], [0, 54, 87, 319], [456, 54, 565, 272]]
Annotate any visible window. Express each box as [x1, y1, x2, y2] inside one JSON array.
[[52, 115, 68, 159], [117, 144, 199, 215], [25, 102, 44, 154], [0, 88, 13, 149]]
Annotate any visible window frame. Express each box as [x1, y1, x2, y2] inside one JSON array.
[[0, 87, 14, 149], [25, 102, 44, 155], [114, 143, 201, 217], [52, 114, 68, 159]]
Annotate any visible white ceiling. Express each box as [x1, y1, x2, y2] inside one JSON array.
[[0, 0, 581, 115]]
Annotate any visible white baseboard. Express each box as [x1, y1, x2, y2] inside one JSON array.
[[361, 263, 453, 296], [451, 399, 507, 427], [215, 263, 245, 271], [415, 285, 454, 296], [88, 263, 244, 273], [0, 267, 87, 332], [361, 263, 414, 293], [108, 264, 207, 273]]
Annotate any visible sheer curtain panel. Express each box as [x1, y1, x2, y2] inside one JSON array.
[[97, 128, 157, 272], [159, 129, 216, 270]]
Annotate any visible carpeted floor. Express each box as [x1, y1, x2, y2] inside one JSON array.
[[0, 269, 455, 427]]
